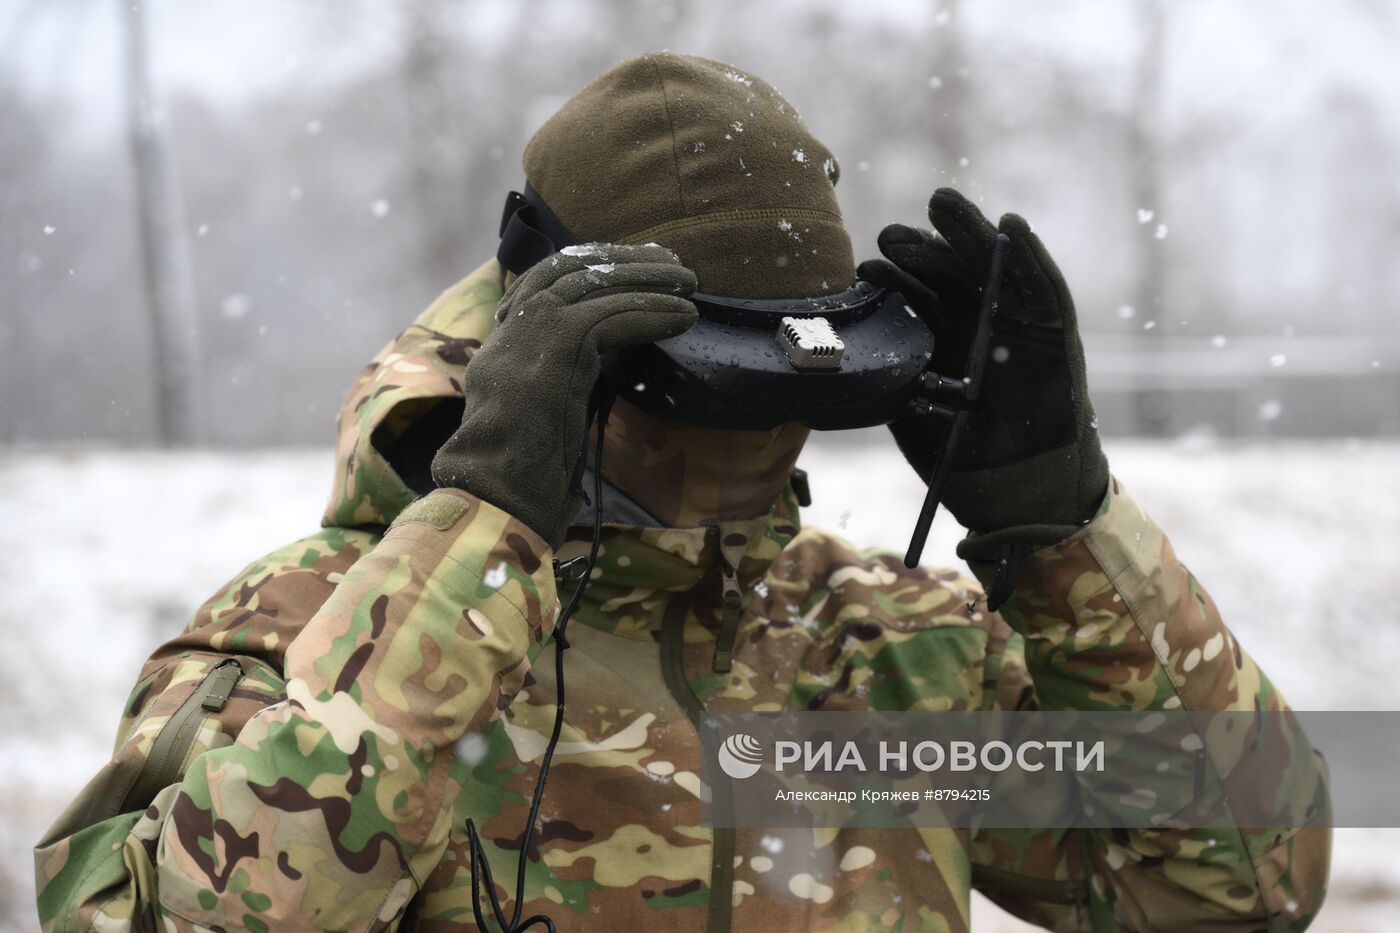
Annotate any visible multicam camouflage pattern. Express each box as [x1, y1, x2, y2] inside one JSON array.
[[37, 258, 1330, 932]]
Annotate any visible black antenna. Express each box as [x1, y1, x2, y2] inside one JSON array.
[[903, 232, 1010, 568]]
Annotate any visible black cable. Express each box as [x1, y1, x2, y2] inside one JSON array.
[[465, 391, 613, 933]]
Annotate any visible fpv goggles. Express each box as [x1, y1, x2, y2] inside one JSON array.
[[496, 185, 1008, 567], [496, 185, 933, 431]]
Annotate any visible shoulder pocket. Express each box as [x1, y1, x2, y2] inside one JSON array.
[[39, 653, 284, 845], [116, 652, 280, 812], [35, 653, 285, 931]]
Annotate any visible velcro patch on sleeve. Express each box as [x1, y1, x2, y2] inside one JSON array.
[[392, 491, 472, 531]]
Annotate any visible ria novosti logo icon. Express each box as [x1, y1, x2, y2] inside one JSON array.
[[717, 733, 764, 779]]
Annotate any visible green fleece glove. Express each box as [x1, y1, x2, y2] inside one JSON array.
[[858, 188, 1108, 559], [430, 244, 697, 548]]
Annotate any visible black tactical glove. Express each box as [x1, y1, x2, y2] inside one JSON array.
[[858, 188, 1108, 563], [431, 244, 698, 548]]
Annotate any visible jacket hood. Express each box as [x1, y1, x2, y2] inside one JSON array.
[[322, 258, 507, 531]]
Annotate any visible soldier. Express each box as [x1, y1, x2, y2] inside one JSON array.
[[37, 53, 1329, 931]]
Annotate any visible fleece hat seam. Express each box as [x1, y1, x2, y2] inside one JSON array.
[[648, 54, 688, 217]]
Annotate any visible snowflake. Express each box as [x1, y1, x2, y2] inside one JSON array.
[[483, 561, 508, 589]]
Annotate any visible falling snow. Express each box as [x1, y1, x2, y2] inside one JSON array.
[[483, 560, 508, 588], [456, 732, 489, 765], [220, 293, 252, 319]]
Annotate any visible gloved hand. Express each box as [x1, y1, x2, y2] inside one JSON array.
[[858, 188, 1108, 561], [431, 244, 698, 548]]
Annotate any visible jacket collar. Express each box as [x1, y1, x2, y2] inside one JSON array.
[[557, 476, 802, 639]]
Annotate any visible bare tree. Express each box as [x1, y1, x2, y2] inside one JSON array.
[[932, 0, 970, 176], [121, 0, 202, 444], [1129, 0, 1169, 435], [402, 0, 470, 287]]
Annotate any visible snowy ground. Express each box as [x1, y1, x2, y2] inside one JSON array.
[[1, 440, 1397, 931]]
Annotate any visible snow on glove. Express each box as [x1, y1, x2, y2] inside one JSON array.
[[431, 243, 698, 549], [857, 187, 1108, 560]]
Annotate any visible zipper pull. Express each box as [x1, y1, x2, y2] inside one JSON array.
[[553, 555, 589, 584], [200, 660, 243, 712], [713, 556, 743, 674]]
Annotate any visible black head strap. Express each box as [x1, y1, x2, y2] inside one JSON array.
[[497, 183, 576, 275]]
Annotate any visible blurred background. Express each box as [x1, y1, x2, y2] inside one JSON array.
[[1, 0, 1398, 930]]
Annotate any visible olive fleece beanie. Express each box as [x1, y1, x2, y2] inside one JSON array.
[[522, 52, 855, 298]]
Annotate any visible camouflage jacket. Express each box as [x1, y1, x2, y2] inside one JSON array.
[[36, 260, 1330, 932]]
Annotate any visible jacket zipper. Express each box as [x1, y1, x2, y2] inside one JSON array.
[[118, 658, 244, 815], [969, 863, 1089, 906], [712, 553, 743, 674], [658, 525, 737, 933], [654, 509, 1097, 931]]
